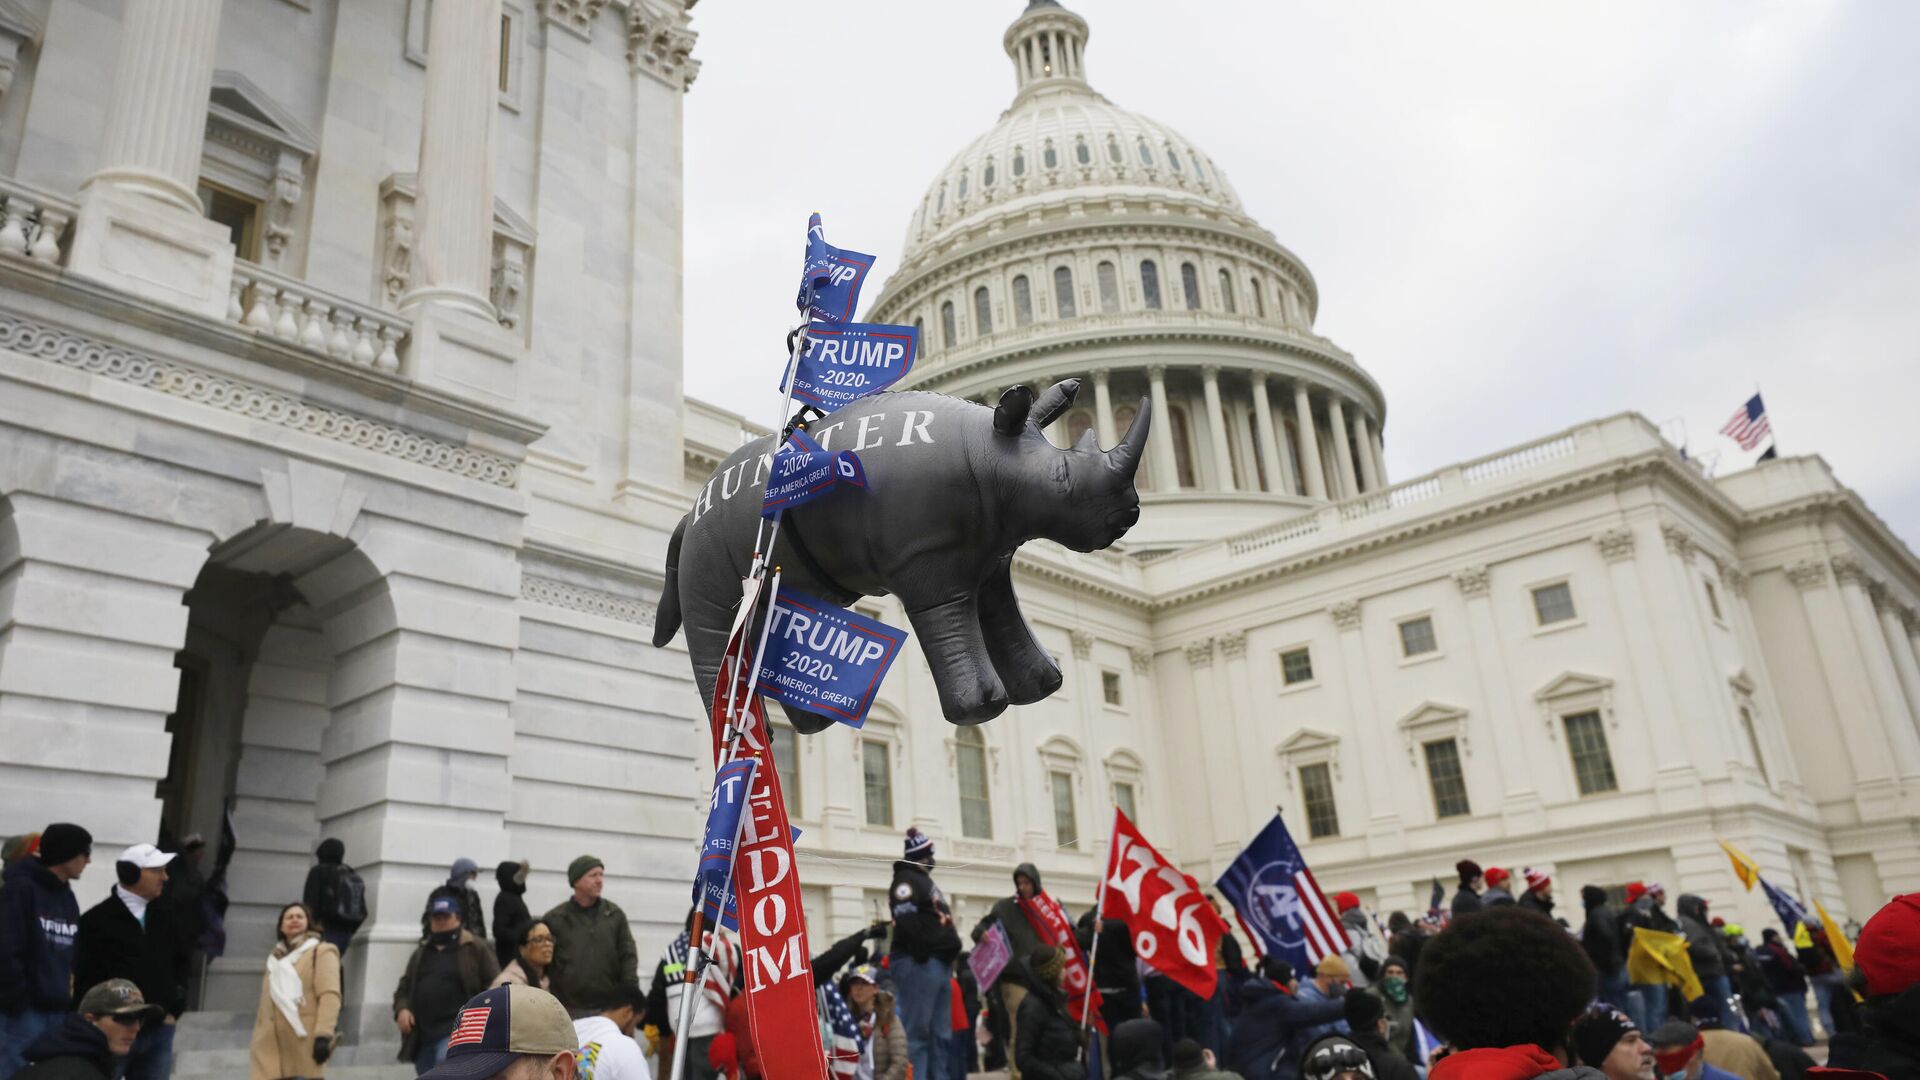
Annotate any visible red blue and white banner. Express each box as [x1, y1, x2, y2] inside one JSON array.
[[1101, 809, 1231, 999], [757, 591, 908, 729], [1022, 893, 1107, 1034], [1215, 814, 1350, 975], [761, 429, 867, 519], [783, 321, 918, 414], [797, 212, 874, 325], [693, 757, 757, 931]]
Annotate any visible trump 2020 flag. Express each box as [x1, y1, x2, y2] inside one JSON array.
[[758, 592, 908, 728], [762, 429, 867, 519], [693, 757, 758, 931], [784, 321, 919, 414], [1216, 814, 1351, 975], [797, 213, 875, 325]]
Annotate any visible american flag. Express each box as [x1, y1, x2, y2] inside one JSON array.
[[1720, 393, 1771, 451], [448, 1005, 490, 1048], [816, 982, 865, 1078], [1217, 815, 1351, 974]]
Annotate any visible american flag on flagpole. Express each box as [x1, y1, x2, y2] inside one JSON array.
[[1719, 393, 1771, 451], [818, 980, 866, 1078]]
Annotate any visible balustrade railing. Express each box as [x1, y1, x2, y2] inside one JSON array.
[[0, 179, 75, 267], [228, 261, 407, 374]]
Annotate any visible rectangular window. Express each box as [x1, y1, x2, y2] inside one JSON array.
[[1299, 762, 1340, 839], [1740, 707, 1769, 784], [770, 724, 801, 819], [1704, 580, 1724, 621], [1112, 781, 1137, 822], [1423, 738, 1471, 818], [1280, 647, 1314, 685], [957, 729, 993, 838], [1532, 582, 1577, 625], [861, 739, 893, 827], [198, 182, 262, 261], [1563, 711, 1619, 795], [1101, 670, 1123, 706], [1051, 771, 1078, 849], [1398, 616, 1438, 657]]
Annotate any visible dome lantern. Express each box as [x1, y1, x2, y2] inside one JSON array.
[[1004, 0, 1091, 103]]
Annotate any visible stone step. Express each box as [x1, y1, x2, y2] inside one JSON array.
[[172, 1044, 410, 1080]]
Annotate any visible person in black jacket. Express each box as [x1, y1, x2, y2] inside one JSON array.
[[1581, 886, 1629, 1017], [1755, 929, 1812, 1046], [1015, 947, 1085, 1080], [71, 845, 187, 1080], [889, 828, 961, 1080], [1343, 987, 1417, 1080], [1226, 957, 1350, 1080], [17, 979, 162, 1080], [0, 823, 91, 1076], [492, 860, 531, 969], [1449, 861, 1484, 918], [301, 838, 364, 957]]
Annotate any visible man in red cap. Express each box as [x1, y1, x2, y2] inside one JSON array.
[[1519, 870, 1555, 919], [1483, 868, 1517, 908], [1823, 893, 1920, 1078], [1333, 893, 1386, 990]]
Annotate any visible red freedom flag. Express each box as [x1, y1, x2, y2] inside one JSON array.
[[1099, 809, 1231, 999], [710, 606, 829, 1080], [1020, 893, 1107, 1035]]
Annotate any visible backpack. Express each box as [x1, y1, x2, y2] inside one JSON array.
[[331, 865, 368, 928]]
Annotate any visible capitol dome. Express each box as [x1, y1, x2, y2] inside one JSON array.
[[871, 0, 1392, 552]]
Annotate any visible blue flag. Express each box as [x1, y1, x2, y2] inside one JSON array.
[[797, 212, 875, 324], [758, 591, 908, 728], [761, 429, 867, 519], [693, 757, 758, 931], [784, 321, 919, 414], [1216, 815, 1348, 975], [1760, 876, 1810, 936]]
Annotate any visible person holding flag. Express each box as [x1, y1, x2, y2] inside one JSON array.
[[972, 865, 1050, 1079], [1215, 816, 1351, 986], [1224, 957, 1352, 1080]]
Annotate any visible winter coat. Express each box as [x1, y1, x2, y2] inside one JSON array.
[[541, 896, 638, 1011], [1225, 978, 1349, 1080], [488, 958, 549, 991], [869, 990, 908, 1080], [1621, 897, 1678, 937], [1294, 980, 1349, 1045], [1757, 941, 1807, 994], [1849, 984, 1920, 1080], [1111, 1016, 1168, 1078], [492, 861, 531, 970], [888, 859, 961, 964], [1015, 983, 1087, 1080], [1369, 982, 1416, 1063], [1350, 1027, 1420, 1080], [1580, 888, 1624, 976], [391, 930, 499, 1063], [249, 932, 341, 1080], [1338, 909, 1386, 987], [1428, 1045, 1606, 1080], [1483, 888, 1517, 908], [0, 856, 82, 1014], [977, 863, 1048, 989], [72, 889, 189, 1018], [1518, 890, 1555, 918], [1701, 1028, 1781, 1080], [14, 1012, 116, 1080], [1450, 889, 1484, 918], [301, 842, 362, 934], [1677, 895, 1730, 979]]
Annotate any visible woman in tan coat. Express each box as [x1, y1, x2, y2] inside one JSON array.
[[489, 920, 554, 991], [249, 902, 342, 1080]]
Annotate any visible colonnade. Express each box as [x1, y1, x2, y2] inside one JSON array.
[[973, 366, 1387, 499]]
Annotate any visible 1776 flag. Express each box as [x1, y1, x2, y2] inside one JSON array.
[[1720, 393, 1772, 451], [1216, 814, 1350, 975]]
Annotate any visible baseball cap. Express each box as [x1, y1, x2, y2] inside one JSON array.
[[429, 895, 461, 917], [118, 844, 175, 870], [77, 979, 164, 1022], [1856, 893, 1920, 996], [421, 984, 578, 1079]]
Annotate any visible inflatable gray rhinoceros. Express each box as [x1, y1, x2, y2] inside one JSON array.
[[652, 379, 1149, 731]]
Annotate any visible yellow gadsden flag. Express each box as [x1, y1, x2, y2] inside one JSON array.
[[1628, 926, 1705, 1002], [1814, 899, 1856, 974], [1719, 840, 1761, 892]]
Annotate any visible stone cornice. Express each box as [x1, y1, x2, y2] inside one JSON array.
[[521, 573, 657, 625]]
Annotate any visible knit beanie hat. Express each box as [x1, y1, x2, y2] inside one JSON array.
[[568, 854, 604, 885], [1856, 893, 1920, 996], [1455, 859, 1482, 884], [1625, 882, 1647, 904], [1570, 1005, 1637, 1069], [1334, 891, 1361, 914], [904, 827, 934, 862], [1029, 946, 1065, 984], [37, 823, 91, 866], [1262, 956, 1296, 985], [1523, 867, 1551, 893]]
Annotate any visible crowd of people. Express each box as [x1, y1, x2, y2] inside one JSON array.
[[2, 818, 1916, 1080]]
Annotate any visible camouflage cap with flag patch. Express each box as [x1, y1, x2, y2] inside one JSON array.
[[420, 984, 577, 1079]]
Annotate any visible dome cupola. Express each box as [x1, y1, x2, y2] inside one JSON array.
[[1004, 0, 1091, 103]]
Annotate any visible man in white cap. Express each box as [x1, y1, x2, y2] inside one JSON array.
[[72, 844, 188, 1080]]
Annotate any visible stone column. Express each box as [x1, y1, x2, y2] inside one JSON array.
[[1369, 425, 1389, 486], [67, 0, 234, 318], [1091, 368, 1117, 449], [1873, 589, 1920, 729], [1184, 638, 1248, 859], [1251, 373, 1286, 495], [1292, 382, 1328, 499], [1327, 396, 1360, 497], [1453, 565, 1546, 827], [1355, 412, 1382, 492], [1786, 559, 1903, 817], [1593, 527, 1701, 804], [1833, 557, 1920, 778], [1329, 601, 1403, 851], [402, 0, 503, 319], [1146, 365, 1181, 490], [1200, 365, 1236, 491]]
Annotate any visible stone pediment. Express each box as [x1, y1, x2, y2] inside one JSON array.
[[1277, 727, 1339, 754], [1535, 671, 1612, 702], [1396, 702, 1469, 763], [1397, 701, 1467, 732], [209, 71, 318, 158]]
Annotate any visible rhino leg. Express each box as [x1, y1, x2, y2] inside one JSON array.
[[902, 593, 1010, 725], [977, 559, 1062, 705]]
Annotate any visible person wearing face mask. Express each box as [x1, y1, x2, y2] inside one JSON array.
[[493, 861, 532, 971], [492, 922, 554, 992], [72, 844, 186, 1080], [1295, 958, 1353, 1045], [394, 892, 501, 1075], [1343, 988, 1416, 1080], [1648, 1021, 1739, 1080], [1367, 957, 1415, 1065], [1569, 1005, 1654, 1080], [249, 902, 341, 1080], [15, 979, 162, 1080]]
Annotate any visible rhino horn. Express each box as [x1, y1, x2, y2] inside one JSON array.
[[994, 385, 1033, 436], [1107, 397, 1152, 480], [1031, 379, 1081, 430]]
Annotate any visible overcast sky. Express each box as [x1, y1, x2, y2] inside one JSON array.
[[683, 1, 1920, 549]]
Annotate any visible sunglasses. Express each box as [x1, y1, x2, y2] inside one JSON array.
[[101, 1013, 145, 1027]]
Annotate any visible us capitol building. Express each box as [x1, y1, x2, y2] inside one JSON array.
[[0, 0, 1914, 1066]]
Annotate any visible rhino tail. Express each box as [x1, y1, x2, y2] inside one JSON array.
[[651, 514, 687, 648]]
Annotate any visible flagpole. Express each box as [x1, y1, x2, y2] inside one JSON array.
[[1079, 805, 1119, 1052]]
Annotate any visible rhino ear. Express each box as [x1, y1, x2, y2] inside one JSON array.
[[1030, 379, 1081, 430], [994, 385, 1033, 436]]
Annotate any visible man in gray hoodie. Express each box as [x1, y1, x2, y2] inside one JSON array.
[[973, 863, 1047, 1080]]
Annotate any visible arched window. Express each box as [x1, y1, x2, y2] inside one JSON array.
[[1167, 146, 1182, 172], [973, 286, 992, 335], [940, 301, 956, 348], [957, 170, 969, 199], [1013, 147, 1027, 177], [1107, 134, 1123, 164], [1053, 266, 1076, 318], [1219, 268, 1237, 313], [983, 159, 996, 187], [1250, 275, 1265, 318], [913, 316, 925, 340], [1075, 137, 1091, 165], [1137, 140, 1153, 166], [1180, 262, 1201, 310], [1115, 404, 1147, 486], [1097, 261, 1119, 313], [1171, 406, 1197, 487], [1043, 141, 1058, 170], [1246, 411, 1268, 490], [956, 727, 992, 838], [1012, 275, 1033, 327], [1140, 259, 1162, 309], [1066, 409, 1094, 446]]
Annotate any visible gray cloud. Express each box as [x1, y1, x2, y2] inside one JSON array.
[[685, 1, 1920, 548]]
